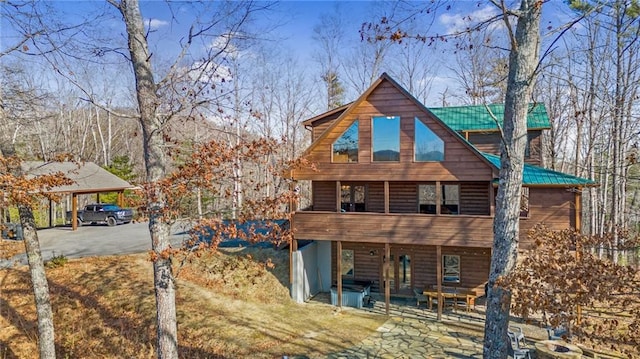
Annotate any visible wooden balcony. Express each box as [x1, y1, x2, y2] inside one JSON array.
[[292, 211, 495, 247]]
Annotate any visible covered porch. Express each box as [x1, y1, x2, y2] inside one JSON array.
[[291, 240, 490, 320]]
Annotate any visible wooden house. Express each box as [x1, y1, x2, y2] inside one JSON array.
[[288, 73, 595, 317]]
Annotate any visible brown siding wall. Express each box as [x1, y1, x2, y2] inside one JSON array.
[[526, 130, 542, 166], [312, 181, 336, 211], [296, 187, 577, 247], [310, 181, 491, 215], [467, 132, 500, 155], [438, 246, 491, 295], [294, 80, 494, 181], [295, 211, 494, 246], [389, 182, 417, 213], [467, 130, 543, 166], [521, 187, 575, 236], [460, 182, 490, 215], [331, 242, 490, 295], [332, 242, 385, 292], [367, 182, 385, 213], [311, 114, 341, 141]]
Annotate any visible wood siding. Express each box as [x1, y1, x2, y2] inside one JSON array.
[[389, 182, 418, 213], [296, 186, 576, 248], [460, 182, 490, 215], [526, 130, 543, 166], [311, 181, 492, 215], [294, 211, 494, 247], [294, 80, 494, 181], [312, 181, 336, 211], [467, 130, 543, 166], [311, 114, 341, 141], [330, 242, 490, 294], [367, 182, 385, 213], [520, 187, 576, 233]]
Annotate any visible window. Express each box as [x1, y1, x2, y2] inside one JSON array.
[[520, 187, 529, 217], [372, 116, 400, 161], [342, 249, 354, 277], [418, 184, 437, 214], [332, 121, 359, 162], [341, 184, 366, 212], [441, 184, 459, 215], [443, 255, 460, 283], [414, 118, 444, 161], [418, 183, 459, 215], [524, 133, 536, 158]]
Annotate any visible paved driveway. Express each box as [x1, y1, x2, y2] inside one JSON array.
[[3, 221, 192, 266]]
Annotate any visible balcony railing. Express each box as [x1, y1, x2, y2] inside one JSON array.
[[293, 211, 495, 247]]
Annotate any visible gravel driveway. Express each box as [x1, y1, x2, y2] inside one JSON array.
[[2, 221, 192, 267]]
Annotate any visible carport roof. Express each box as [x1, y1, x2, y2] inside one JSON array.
[[22, 161, 133, 194]]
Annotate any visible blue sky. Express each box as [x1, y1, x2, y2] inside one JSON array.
[[1, 0, 580, 108]]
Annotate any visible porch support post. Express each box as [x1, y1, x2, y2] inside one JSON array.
[[117, 191, 124, 207], [489, 183, 495, 216], [436, 245, 442, 321], [336, 181, 341, 212], [48, 199, 54, 228], [384, 181, 389, 214], [575, 189, 582, 233], [289, 238, 298, 285], [337, 240, 342, 308], [290, 181, 298, 212], [289, 179, 298, 286], [435, 181, 441, 215], [384, 242, 390, 315], [71, 193, 78, 231]]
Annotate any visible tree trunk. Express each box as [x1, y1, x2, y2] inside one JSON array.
[[20, 205, 57, 359], [114, 0, 178, 358], [483, 1, 541, 358]]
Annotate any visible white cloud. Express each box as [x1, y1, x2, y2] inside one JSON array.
[[208, 33, 239, 56], [439, 5, 499, 34], [145, 18, 169, 30]]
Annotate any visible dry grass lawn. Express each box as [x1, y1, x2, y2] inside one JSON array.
[[0, 247, 386, 358]]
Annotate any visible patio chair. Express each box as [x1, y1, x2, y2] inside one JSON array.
[[413, 288, 428, 308], [547, 325, 568, 340], [508, 325, 526, 347], [507, 331, 531, 359]]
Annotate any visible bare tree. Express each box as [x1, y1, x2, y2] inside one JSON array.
[[0, 68, 59, 359], [483, 1, 542, 358], [103, 1, 269, 357], [449, 29, 509, 105], [312, 5, 346, 109], [0, 3, 81, 357], [388, 39, 438, 104]]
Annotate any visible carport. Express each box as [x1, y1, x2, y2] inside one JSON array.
[[22, 161, 134, 231]]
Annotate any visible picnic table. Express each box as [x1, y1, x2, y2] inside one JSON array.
[[423, 287, 478, 312]]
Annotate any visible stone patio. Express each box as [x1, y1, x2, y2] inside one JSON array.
[[309, 293, 549, 359]]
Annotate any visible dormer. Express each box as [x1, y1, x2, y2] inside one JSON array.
[[429, 103, 551, 167]]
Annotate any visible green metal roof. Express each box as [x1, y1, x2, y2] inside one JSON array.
[[428, 103, 551, 132], [481, 153, 597, 187]]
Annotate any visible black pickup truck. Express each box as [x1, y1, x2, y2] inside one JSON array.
[[67, 203, 134, 227]]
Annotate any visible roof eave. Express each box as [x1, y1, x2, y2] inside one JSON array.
[[301, 103, 352, 127]]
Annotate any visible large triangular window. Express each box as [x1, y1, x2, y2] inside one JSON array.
[[332, 120, 359, 163], [414, 118, 444, 161]]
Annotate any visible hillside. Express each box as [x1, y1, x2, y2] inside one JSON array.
[[0, 247, 386, 358]]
